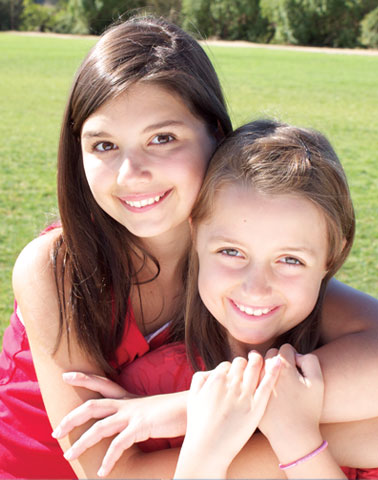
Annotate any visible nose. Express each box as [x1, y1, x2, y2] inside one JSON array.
[[242, 262, 272, 299], [117, 150, 152, 185]]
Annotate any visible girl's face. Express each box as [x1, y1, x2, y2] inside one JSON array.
[[195, 184, 329, 357], [81, 83, 215, 240]]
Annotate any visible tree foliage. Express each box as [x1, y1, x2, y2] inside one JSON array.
[[0, 0, 24, 30], [261, 0, 363, 47], [360, 6, 378, 47], [182, 0, 269, 42], [6, 0, 378, 48]]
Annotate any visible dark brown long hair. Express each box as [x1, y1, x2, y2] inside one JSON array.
[[53, 15, 232, 376], [186, 119, 355, 370]]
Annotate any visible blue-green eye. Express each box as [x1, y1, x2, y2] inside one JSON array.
[[219, 248, 243, 257], [150, 134, 175, 145], [93, 141, 117, 152], [280, 257, 303, 266]]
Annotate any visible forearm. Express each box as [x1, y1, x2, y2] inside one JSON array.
[[319, 279, 378, 422], [74, 418, 378, 478], [315, 331, 378, 422]]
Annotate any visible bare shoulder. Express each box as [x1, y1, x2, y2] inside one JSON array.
[[322, 278, 378, 341], [12, 228, 63, 351], [13, 227, 61, 283]]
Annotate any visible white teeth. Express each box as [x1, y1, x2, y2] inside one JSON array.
[[125, 193, 164, 208], [235, 302, 271, 317]]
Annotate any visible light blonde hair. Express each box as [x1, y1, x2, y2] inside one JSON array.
[[186, 119, 355, 369]]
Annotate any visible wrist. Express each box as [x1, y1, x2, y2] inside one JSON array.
[[269, 428, 323, 467], [175, 441, 229, 479], [278, 440, 328, 470]]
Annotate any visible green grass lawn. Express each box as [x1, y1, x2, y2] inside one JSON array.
[[0, 34, 377, 340]]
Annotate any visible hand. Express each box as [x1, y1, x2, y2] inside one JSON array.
[[259, 344, 325, 465], [53, 372, 187, 477], [174, 352, 281, 479]]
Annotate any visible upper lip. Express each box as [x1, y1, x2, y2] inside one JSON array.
[[119, 189, 170, 202], [232, 300, 277, 316]]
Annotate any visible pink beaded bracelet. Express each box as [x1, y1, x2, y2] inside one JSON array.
[[279, 440, 328, 470]]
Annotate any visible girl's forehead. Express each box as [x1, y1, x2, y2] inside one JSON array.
[[81, 82, 205, 134], [196, 184, 328, 254]]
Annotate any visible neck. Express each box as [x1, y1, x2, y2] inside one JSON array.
[[140, 221, 191, 272], [228, 336, 275, 359]]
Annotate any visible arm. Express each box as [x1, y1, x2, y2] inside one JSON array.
[[316, 278, 378, 422], [34, 242, 377, 478], [259, 345, 346, 479], [11, 235, 287, 480], [13, 233, 180, 479], [54, 276, 378, 474], [174, 353, 280, 479]]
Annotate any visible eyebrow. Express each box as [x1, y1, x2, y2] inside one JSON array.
[[142, 120, 186, 133], [82, 130, 111, 140], [279, 246, 317, 257], [209, 235, 317, 256], [82, 120, 186, 140]]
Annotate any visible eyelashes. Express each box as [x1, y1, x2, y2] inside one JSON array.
[[89, 133, 176, 153], [91, 141, 117, 152], [149, 134, 175, 145], [279, 257, 304, 266], [217, 249, 305, 267], [218, 248, 243, 258]]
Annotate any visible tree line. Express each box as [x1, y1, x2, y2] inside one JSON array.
[[1, 0, 378, 48]]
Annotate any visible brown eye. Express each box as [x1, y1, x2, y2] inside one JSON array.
[[94, 141, 117, 152], [150, 134, 174, 145]]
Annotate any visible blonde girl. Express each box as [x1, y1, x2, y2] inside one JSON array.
[[176, 118, 373, 478]]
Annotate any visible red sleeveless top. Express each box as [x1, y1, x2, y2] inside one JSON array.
[[0, 302, 168, 479]]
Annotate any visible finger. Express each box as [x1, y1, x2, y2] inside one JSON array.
[[296, 353, 323, 383], [62, 372, 127, 398], [277, 343, 303, 380], [261, 348, 278, 382], [228, 356, 248, 386], [203, 361, 230, 391], [264, 348, 279, 360], [52, 399, 117, 439], [189, 371, 209, 395], [98, 426, 141, 477], [212, 361, 231, 377], [63, 413, 124, 461], [243, 351, 263, 393], [254, 356, 281, 413], [278, 343, 297, 365]]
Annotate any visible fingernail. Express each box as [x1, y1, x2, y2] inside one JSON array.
[[51, 427, 61, 438], [64, 449, 73, 460], [98, 467, 106, 477], [248, 350, 259, 360], [62, 372, 76, 381], [267, 356, 281, 369]]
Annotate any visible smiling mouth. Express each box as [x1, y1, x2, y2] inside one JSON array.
[[121, 190, 171, 209], [233, 301, 275, 317]]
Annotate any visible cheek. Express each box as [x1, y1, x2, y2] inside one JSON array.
[[197, 261, 219, 310], [83, 158, 110, 193], [287, 276, 323, 317]]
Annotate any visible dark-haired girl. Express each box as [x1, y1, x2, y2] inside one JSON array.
[[1, 17, 378, 479]]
